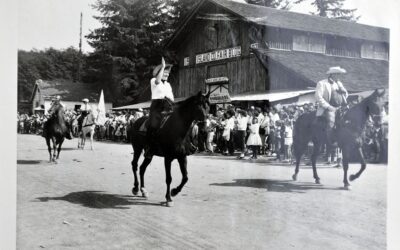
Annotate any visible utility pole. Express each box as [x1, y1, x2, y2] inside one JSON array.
[[77, 12, 83, 82]]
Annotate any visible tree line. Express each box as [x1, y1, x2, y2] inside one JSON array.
[[18, 0, 358, 106]]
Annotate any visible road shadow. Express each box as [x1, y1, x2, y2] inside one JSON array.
[[210, 179, 341, 193], [35, 191, 164, 209], [17, 160, 43, 164], [195, 155, 339, 169], [39, 147, 77, 151]]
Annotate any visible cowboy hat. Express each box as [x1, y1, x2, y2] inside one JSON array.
[[152, 64, 173, 77], [326, 66, 346, 74], [82, 98, 89, 103]]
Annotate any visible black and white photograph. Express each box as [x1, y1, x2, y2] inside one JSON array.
[[1, 0, 400, 249]]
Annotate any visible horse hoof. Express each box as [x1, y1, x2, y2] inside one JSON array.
[[344, 185, 352, 190], [171, 188, 179, 197], [141, 188, 148, 198], [292, 174, 297, 181], [132, 187, 139, 196], [166, 201, 174, 207], [349, 175, 356, 181], [315, 179, 321, 184]]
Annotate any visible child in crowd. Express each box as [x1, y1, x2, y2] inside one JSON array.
[[247, 117, 262, 159], [284, 119, 293, 162]]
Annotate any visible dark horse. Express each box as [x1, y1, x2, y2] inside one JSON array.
[[130, 91, 209, 206], [292, 89, 386, 189], [43, 105, 68, 163]]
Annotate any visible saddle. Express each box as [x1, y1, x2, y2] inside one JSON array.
[[139, 113, 171, 133]]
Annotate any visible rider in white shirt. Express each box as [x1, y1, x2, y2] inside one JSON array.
[[146, 57, 174, 157]]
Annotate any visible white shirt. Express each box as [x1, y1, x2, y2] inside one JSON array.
[[82, 103, 92, 111], [270, 113, 280, 126], [151, 78, 174, 101], [236, 114, 248, 131]]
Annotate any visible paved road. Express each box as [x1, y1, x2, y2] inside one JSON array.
[[17, 134, 386, 250]]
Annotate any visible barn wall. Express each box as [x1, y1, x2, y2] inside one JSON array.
[[175, 4, 273, 99]]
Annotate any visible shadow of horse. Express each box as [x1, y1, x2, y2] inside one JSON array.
[[35, 191, 164, 209], [39, 147, 77, 151], [17, 160, 43, 165], [210, 179, 342, 193]]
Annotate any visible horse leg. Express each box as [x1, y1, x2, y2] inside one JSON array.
[[349, 147, 367, 182], [46, 137, 52, 162], [171, 156, 188, 197], [131, 147, 141, 195], [292, 140, 307, 181], [312, 141, 321, 184], [139, 157, 152, 198], [342, 146, 351, 189], [51, 137, 57, 163], [90, 130, 94, 150], [164, 157, 173, 207], [81, 132, 85, 150], [56, 139, 64, 160]]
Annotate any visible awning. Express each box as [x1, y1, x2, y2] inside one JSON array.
[[112, 97, 188, 110], [230, 89, 315, 102]]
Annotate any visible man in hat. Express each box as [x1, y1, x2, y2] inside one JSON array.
[[315, 66, 348, 163], [43, 95, 73, 139], [145, 57, 174, 157]]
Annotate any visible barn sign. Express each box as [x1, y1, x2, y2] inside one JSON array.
[[196, 46, 241, 64], [205, 77, 231, 104]]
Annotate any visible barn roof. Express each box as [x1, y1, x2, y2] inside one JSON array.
[[256, 49, 389, 92], [167, 0, 389, 48], [32, 79, 109, 103]]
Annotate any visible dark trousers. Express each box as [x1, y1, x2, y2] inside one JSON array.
[[236, 130, 246, 152], [147, 98, 173, 143]]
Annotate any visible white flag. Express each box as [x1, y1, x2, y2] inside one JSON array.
[[96, 89, 107, 126]]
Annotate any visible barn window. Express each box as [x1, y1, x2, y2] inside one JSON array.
[[293, 33, 325, 53], [361, 42, 388, 60], [265, 28, 292, 51], [326, 36, 361, 58]]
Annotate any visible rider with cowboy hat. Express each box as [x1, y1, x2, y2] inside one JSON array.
[[315, 66, 348, 161], [43, 95, 73, 139], [145, 56, 174, 157]]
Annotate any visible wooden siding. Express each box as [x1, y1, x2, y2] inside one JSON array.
[[173, 3, 335, 99]]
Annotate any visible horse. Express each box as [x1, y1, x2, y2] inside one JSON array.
[[43, 105, 68, 163], [78, 111, 96, 150], [129, 91, 209, 207], [292, 89, 386, 189]]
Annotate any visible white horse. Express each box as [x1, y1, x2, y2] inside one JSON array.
[[78, 111, 96, 150]]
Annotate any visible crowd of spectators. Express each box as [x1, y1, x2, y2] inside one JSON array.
[[17, 100, 388, 164]]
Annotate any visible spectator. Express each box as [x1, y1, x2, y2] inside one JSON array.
[[247, 117, 262, 160], [236, 108, 248, 159]]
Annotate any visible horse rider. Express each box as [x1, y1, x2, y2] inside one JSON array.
[[145, 56, 174, 157], [315, 66, 348, 154], [78, 98, 92, 131], [42, 95, 73, 139]]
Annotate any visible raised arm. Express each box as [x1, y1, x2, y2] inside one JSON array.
[[155, 57, 166, 85]]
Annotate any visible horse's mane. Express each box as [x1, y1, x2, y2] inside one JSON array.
[[174, 94, 200, 113]]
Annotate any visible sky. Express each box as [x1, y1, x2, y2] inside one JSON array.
[[18, 0, 399, 53]]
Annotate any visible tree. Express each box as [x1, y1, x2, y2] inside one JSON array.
[[295, 0, 359, 21], [244, 0, 293, 9], [18, 47, 85, 102], [86, 0, 197, 105]]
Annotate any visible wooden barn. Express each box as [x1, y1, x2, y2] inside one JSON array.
[[166, 0, 389, 107], [30, 79, 113, 114]]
